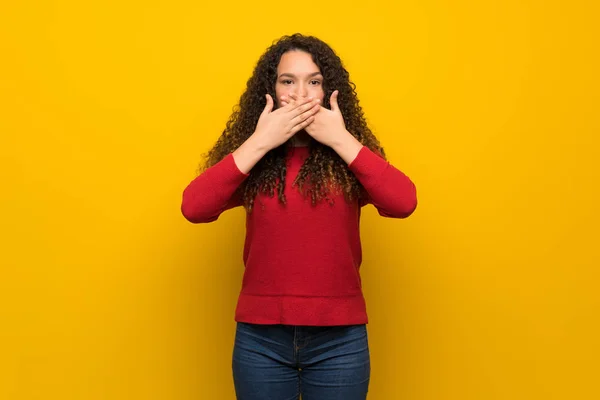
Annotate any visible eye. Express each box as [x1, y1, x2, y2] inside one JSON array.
[[281, 79, 293, 85], [310, 80, 321, 85]]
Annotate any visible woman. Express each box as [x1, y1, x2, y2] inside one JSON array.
[[181, 33, 417, 400]]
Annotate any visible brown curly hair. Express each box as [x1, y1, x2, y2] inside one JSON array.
[[199, 33, 386, 213]]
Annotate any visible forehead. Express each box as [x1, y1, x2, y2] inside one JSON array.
[[277, 50, 321, 74]]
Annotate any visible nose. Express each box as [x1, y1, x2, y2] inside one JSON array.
[[295, 83, 308, 98]]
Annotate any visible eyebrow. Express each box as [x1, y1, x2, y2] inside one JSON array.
[[278, 72, 323, 79]]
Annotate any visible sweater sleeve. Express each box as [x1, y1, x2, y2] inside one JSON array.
[[181, 153, 249, 223], [348, 146, 417, 218]]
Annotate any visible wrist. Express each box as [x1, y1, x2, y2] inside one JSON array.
[[232, 134, 269, 174], [331, 130, 363, 164], [330, 129, 362, 150], [246, 133, 271, 156]]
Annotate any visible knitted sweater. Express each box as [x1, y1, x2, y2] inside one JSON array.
[[181, 145, 417, 325]]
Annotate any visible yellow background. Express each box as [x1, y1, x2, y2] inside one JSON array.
[[1, 1, 598, 399]]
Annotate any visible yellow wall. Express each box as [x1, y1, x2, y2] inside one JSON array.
[[2, 1, 598, 399]]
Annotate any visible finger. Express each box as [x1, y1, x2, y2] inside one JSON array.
[[290, 101, 321, 126], [330, 90, 340, 112], [289, 95, 315, 107], [281, 93, 297, 103], [281, 94, 300, 103], [288, 93, 313, 107], [290, 115, 315, 135], [281, 94, 310, 110], [290, 98, 320, 118], [287, 96, 316, 113], [263, 94, 274, 114]]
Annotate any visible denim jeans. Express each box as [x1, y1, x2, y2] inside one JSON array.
[[232, 322, 370, 400]]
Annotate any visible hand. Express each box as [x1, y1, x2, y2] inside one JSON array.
[[251, 94, 321, 152], [282, 91, 363, 163], [281, 91, 350, 148]]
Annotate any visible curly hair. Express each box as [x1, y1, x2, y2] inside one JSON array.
[[199, 33, 386, 213]]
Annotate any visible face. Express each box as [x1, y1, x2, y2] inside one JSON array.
[[275, 50, 325, 108]]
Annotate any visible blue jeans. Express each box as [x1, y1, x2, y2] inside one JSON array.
[[232, 322, 370, 400]]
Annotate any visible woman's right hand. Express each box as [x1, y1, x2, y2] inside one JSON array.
[[232, 94, 320, 174], [252, 94, 321, 151]]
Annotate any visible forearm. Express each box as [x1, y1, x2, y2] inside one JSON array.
[[232, 134, 270, 174], [330, 129, 364, 165], [181, 152, 249, 223], [348, 145, 417, 218]]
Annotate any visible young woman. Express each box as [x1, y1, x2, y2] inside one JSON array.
[[181, 33, 417, 400]]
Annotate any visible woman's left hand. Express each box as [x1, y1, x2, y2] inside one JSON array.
[[282, 91, 350, 148]]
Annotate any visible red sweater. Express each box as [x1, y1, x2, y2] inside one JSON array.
[[181, 145, 417, 326]]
